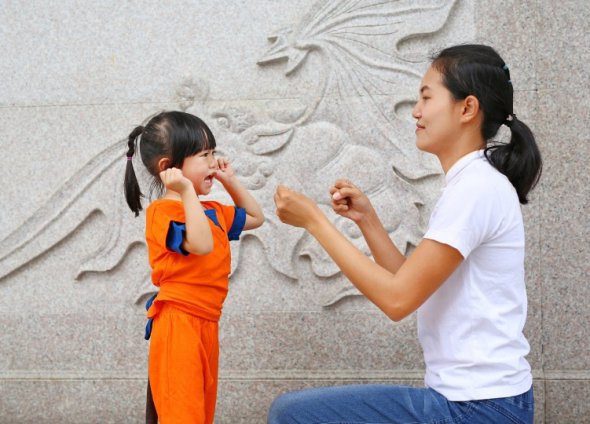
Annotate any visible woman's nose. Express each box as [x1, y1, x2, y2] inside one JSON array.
[[412, 103, 421, 120]]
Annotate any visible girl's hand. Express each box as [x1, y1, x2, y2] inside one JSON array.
[[213, 157, 236, 185], [329, 179, 374, 223], [274, 185, 323, 229], [159, 168, 193, 194]]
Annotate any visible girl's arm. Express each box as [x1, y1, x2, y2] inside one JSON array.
[[160, 168, 213, 255], [330, 179, 406, 274], [215, 158, 264, 230], [274, 185, 463, 321]]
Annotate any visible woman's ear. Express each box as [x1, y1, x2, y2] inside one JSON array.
[[461, 95, 480, 124], [157, 157, 171, 172]]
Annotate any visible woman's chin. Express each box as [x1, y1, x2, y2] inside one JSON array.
[[415, 138, 436, 155], [415, 140, 428, 153]]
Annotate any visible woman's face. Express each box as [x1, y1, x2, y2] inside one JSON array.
[[412, 66, 463, 156]]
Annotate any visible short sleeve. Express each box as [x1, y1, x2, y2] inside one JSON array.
[[147, 203, 189, 256], [212, 203, 246, 241], [424, 183, 497, 259], [228, 207, 246, 241], [166, 221, 189, 255]]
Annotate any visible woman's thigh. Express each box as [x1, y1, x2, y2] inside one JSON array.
[[267, 384, 534, 424]]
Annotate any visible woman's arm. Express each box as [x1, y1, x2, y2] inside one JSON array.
[[330, 180, 406, 274], [215, 158, 264, 230], [275, 185, 463, 321]]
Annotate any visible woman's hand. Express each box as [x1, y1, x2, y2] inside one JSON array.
[[329, 179, 374, 223], [213, 157, 236, 185], [274, 185, 324, 229], [159, 168, 193, 194]]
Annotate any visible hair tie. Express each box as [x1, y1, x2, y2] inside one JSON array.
[[501, 64, 512, 85], [504, 113, 517, 127], [126, 155, 133, 161]]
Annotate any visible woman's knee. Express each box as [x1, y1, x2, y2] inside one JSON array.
[[267, 391, 304, 424]]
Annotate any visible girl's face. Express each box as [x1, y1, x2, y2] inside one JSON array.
[[181, 148, 218, 195], [412, 66, 463, 156]]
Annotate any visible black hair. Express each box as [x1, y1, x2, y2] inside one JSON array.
[[431, 44, 542, 204], [124, 111, 216, 216]]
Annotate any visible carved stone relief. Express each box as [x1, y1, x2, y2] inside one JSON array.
[[0, 0, 458, 307]]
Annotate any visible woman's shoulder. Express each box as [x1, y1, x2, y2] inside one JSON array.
[[460, 157, 515, 195], [443, 159, 518, 214]]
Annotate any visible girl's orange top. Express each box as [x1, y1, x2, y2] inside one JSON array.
[[145, 199, 246, 322]]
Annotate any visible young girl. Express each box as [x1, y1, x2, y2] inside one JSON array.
[[271, 44, 541, 423], [124, 111, 264, 424]]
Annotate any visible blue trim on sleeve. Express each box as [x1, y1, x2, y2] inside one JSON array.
[[228, 207, 247, 241], [166, 221, 189, 256]]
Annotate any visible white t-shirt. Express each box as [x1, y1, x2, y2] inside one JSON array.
[[418, 150, 532, 401]]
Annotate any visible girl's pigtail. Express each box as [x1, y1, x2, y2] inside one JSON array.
[[485, 116, 542, 204], [124, 125, 145, 216]]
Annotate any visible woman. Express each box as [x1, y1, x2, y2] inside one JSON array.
[[270, 44, 541, 424]]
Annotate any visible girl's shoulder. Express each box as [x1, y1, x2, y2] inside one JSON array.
[[147, 198, 183, 210], [200, 201, 241, 232], [146, 198, 184, 220], [200, 200, 233, 213]]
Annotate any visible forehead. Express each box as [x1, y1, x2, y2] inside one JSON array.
[[420, 66, 444, 91], [198, 147, 215, 153]]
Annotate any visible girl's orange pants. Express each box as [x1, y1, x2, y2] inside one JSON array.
[[149, 303, 219, 424]]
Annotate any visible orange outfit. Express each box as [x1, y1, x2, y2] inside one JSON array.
[[145, 199, 245, 424]]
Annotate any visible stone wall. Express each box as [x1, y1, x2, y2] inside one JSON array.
[[0, 1, 588, 422]]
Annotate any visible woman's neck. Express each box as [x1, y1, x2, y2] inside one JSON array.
[[437, 129, 485, 174]]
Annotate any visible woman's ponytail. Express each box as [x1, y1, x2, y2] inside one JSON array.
[[124, 125, 145, 216], [432, 45, 543, 204], [485, 115, 542, 204]]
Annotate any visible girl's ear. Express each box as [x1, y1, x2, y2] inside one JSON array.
[[460, 95, 480, 124], [157, 157, 171, 172]]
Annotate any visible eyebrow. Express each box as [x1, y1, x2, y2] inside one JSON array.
[[420, 85, 431, 93]]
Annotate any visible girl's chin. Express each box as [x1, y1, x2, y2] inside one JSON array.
[[197, 188, 211, 196], [197, 183, 213, 196]]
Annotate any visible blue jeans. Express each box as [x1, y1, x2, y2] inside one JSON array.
[[268, 384, 534, 424]]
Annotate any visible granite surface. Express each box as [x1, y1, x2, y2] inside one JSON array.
[[1, 1, 588, 422]]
